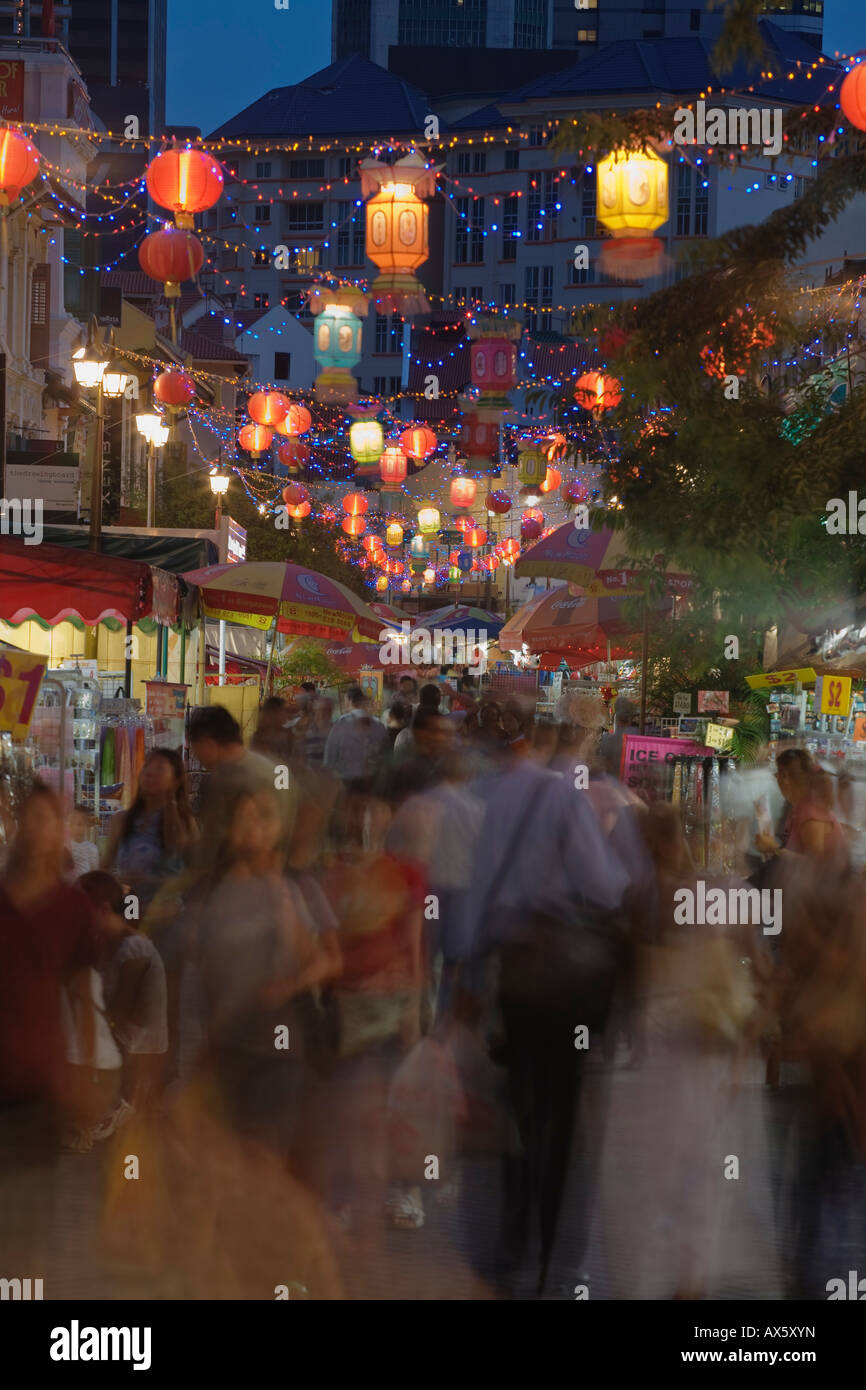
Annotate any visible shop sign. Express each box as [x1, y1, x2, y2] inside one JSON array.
[[621, 733, 713, 785], [814, 675, 852, 717], [746, 668, 817, 690], [673, 691, 691, 715], [697, 690, 729, 714], [705, 722, 735, 751], [0, 61, 24, 121], [0, 646, 48, 738], [227, 519, 247, 564]]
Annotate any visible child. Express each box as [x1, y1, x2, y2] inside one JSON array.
[[79, 870, 168, 1130]]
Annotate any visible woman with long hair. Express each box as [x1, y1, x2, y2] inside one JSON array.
[[102, 748, 198, 907], [756, 747, 848, 873]]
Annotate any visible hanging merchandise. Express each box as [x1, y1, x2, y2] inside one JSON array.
[[707, 757, 723, 873], [309, 285, 368, 405], [596, 146, 669, 281], [359, 151, 442, 315]]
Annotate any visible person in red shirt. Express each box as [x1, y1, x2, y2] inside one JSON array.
[[0, 785, 99, 1266]]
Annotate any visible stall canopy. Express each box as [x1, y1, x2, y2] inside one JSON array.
[[0, 539, 178, 626], [499, 585, 671, 668], [42, 527, 216, 574], [183, 561, 383, 641], [516, 523, 691, 594]]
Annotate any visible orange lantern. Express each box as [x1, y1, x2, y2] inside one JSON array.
[[423, 567, 436, 584], [342, 492, 369, 516], [249, 391, 289, 428], [501, 537, 521, 560], [401, 578, 412, 593], [575, 371, 622, 414], [154, 369, 196, 406], [277, 439, 309, 472], [361, 533, 381, 552], [285, 501, 311, 520], [400, 424, 437, 460], [0, 127, 40, 206], [387, 560, 405, 576], [360, 152, 441, 314], [139, 227, 204, 297], [238, 423, 272, 456], [275, 403, 312, 437], [454, 516, 472, 534], [379, 445, 408, 489], [840, 64, 866, 131], [450, 475, 477, 508], [342, 515, 366, 537], [282, 483, 309, 509], [145, 147, 224, 229], [385, 522, 404, 547], [540, 467, 562, 494], [466, 527, 488, 548], [484, 554, 500, 573]]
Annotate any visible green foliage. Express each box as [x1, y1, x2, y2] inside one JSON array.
[[272, 640, 346, 692]]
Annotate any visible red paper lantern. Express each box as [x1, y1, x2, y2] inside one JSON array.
[[401, 578, 412, 593], [501, 538, 521, 560], [342, 492, 369, 515], [454, 515, 472, 533], [450, 476, 477, 508], [276, 403, 312, 437], [282, 483, 310, 509], [145, 148, 224, 228], [399, 424, 437, 459], [361, 533, 381, 552], [486, 490, 512, 515], [379, 445, 408, 487], [470, 337, 517, 395], [0, 127, 40, 206], [342, 515, 366, 537], [449, 550, 460, 566], [465, 527, 488, 548], [540, 467, 562, 494], [575, 371, 622, 414], [564, 481, 588, 504], [139, 227, 203, 297], [238, 423, 273, 455], [277, 439, 309, 471], [154, 369, 196, 406], [248, 390, 289, 428], [841, 63, 866, 132], [387, 560, 405, 576], [285, 501, 311, 520], [521, 512, 544, 541], [484, 554, 500, 572]]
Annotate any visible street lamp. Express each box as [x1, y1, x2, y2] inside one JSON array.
[[209, 466, 230, 529], [136, 410, 169, 527], [74, 318, 127, 551]]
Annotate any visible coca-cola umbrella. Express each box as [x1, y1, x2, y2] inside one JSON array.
[[498, 587, 654, 669]]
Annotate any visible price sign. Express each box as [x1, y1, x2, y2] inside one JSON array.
[[815, 675, 852, 717], [0, 647, 48, 737], [746, 668, 817, 690], [705, 722, 735, 751], [673, 692, 691, 715]]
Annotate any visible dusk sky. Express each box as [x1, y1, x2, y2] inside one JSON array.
[[166, 0, 866, 137]]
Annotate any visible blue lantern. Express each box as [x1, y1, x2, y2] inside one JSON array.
[[409, 533, 429, 559], [458, 549, 473, 572], [310, 285, 369, 405]]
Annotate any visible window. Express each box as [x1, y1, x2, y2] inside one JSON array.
[[389, 376, 401, 397], [337, 156, 353, 178], [574, 0, 597, 7], [577, 29, 597, 40], [254, 205, 271, 223], [375, 312, 399, 354], [499, 283, 515, 307], [457, 151, 486, 175], [469, 285, 483, 306], [581, 167, 596, 235], [676, 162, 693, 236], [256, 161, 272, 179], [503, 193, 519, 261], [454, 287, 467, 307], [690, 7, 700, 29], [287, 203, 324, 231], [694, 175, 709, 236], [528, 125, 547, 148], [285, 247, 321, 274], [289, 158, 325, 179], [455, 196, 485, 264], [274, 352, 291, 381], [569, 259, 595, 286], [527, 172, 559, 242], [252, 249, 269, 266], [541, 265, 553, 310], [336, 201, 365, 265], [254, 294, 269, 310], [373, 375, 387, 396], [505, 149, 520, 171]]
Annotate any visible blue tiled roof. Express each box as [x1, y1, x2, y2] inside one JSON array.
[[505, 23, 843, 106], [209, 55, 434, 139], [450, 103, 508, 131]]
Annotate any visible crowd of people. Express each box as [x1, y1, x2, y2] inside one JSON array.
[[2, 677, 866, 1299]]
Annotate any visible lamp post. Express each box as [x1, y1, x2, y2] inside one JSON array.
[[136, 409, 169, 527], [73, 318, 127, 553], [208, 466, 230, 532]]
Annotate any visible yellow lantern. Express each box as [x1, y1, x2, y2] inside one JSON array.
[[417, 506, 440, 535], [360, 152, 441, 315], [596, 147, 669, 282], [518, 444, 547, 487], [385, 521, 404, 547], [376, 574, 389, 591], [350, 418, 384, 465]]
